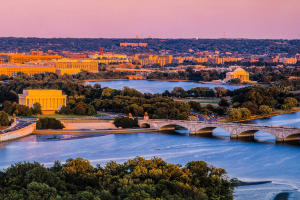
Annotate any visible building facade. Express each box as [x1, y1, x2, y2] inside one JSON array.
[[0, 66, 56, 77], [54, 59, 98, 73], [18, 90, 67, 114], [0, 53, 62, 63], [226, 68, 250, 82]]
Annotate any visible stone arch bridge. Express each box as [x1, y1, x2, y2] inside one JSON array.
[[139, 119, 300, 142]]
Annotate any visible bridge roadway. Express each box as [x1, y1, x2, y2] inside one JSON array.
[[138, 119, 300, 142]]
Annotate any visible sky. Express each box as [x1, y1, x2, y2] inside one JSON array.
[[1, 0, 299, 39]]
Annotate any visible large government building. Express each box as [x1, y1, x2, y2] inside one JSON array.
[[0, 66, 56, 77], [0, 53, 62, 63], [19, 90, 67, 114], [54, 58, 98, 73]]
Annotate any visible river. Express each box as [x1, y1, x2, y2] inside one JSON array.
[[86, 80, 248, 93], [0, 112, 300, 199]]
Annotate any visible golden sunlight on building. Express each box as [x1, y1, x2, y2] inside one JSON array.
[[54, 59, 98, 73], [0, 53, 62, 63], [18, 90, 67, 114], [226, 68, 250, 82], [0, 66, 56, 77]]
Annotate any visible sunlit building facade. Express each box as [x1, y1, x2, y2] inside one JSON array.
[[18, 90, 67, 114]]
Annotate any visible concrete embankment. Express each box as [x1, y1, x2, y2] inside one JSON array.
[[62, 120, 118, 130], [32, 128, 158, 135], [0, 123, 36, 142]]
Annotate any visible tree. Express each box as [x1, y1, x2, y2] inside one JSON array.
[[31, 102, 42, 115], [258, 105, 273, 116], [241, 101, 258, 114], [240, 108, 251, 118], [36, 117, 64, 129], [227, 108, 242, 120], [214, 87, 227, 97], [114, 117, 135, 128], [189, 101, 202, 112], [0, 111, 10, 127], [102, 87, 114, 99], [284, 97, 298, 107], [216, 106, 226, 116], [171, 87, 187, 98], [218, 98, 230, 107]]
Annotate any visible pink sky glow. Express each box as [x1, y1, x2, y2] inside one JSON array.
[[1, 0, 299, 39]]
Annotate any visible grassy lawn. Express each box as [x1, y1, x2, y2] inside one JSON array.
[[18, 113, 108, 119], [174, 98, 230, 108]]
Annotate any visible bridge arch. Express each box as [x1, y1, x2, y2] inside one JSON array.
[[140, 123, 151, 128], [284, 133, 300, 141], [194, 126, 232, 137], [236, 129, 278, 141], [158, 124, 190, 133]]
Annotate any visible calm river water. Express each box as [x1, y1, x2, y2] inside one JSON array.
[[86, 80, 247, 93]]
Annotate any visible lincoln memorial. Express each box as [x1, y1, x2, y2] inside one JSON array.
[[18, 90, 67, 114]]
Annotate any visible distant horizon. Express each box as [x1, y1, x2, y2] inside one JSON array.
[[1, 37, 299, 40], [1, 0, 299, 39]]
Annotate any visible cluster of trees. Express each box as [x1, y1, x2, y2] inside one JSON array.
[[93, 96, 190, 120], [0, 157, 237, 200], [227, 108, 251, 121], [2, 101, 42, 116], [59, 100, 96, 116], [231, 85, 300, 114], [114, 116, 139, 128], [36, 117, 65, 129]]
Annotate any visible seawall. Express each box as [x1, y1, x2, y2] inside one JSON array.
[[0, 123, 36, 143], [33, 128, 158, 135]]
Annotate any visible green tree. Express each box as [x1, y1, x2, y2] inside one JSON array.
[[241, 101, 258, 114], [227, 108, 242, 120], [0, 111, 10, 127], [284, 97, 298, 107], [258, 105, 273, 116], [102, 87, 114, 99], [31, 102, 42, 115], [189, 101, 202, 112], [240, 108, 251, 118]]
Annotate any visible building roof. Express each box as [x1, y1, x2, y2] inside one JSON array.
[[227, 67, 248, 75]]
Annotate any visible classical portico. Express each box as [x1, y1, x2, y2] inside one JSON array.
[[18, 89, 67, 114]]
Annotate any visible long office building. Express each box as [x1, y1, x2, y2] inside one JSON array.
[[0, 53, 62, 63], [54, 59, 98, 73], [0, 66, 56, 77]]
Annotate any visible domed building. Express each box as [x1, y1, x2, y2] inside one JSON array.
[[226, 68, 250, 82]]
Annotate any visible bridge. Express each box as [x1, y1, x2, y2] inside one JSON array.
[[138, 119, 300, 142]]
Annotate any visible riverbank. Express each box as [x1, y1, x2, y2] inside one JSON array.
[[32, 128, 157, 135], [221, 107, 300, 123]]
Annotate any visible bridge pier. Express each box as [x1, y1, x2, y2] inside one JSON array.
[[230, 135, 238, 139], [276, 138, 284, 142]]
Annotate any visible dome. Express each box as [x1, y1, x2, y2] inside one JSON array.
[[232, 68, 247, 74]]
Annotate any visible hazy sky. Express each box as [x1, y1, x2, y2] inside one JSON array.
[[1, 0, 299, 39]]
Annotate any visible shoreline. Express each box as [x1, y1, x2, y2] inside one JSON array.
[[221, 108, 300, 123], [86, 79, 194, 82], [32, 128, 157, 135]]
